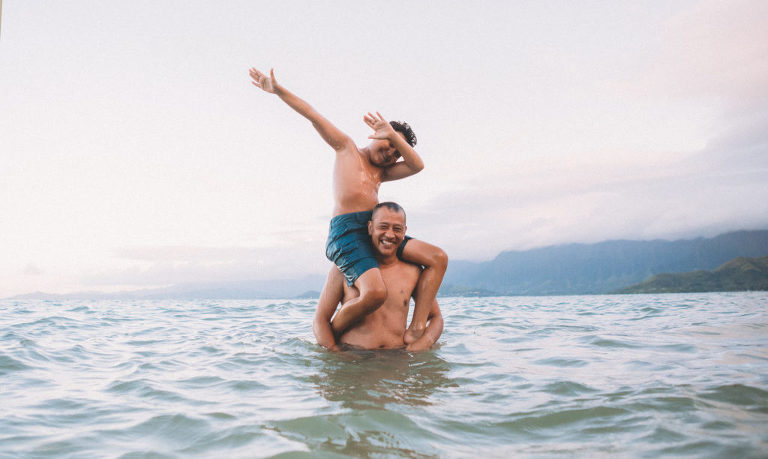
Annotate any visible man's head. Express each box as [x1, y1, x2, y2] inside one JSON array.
[[368, 121, 418, 168], [368, 202, 407, 259]]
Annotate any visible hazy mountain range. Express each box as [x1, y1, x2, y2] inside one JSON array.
[[442, 230, 768, 295], [7, 230, 768, 300]]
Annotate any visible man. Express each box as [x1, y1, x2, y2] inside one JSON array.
[[249, 68, 447, 344], [313, 202, 443, 351]]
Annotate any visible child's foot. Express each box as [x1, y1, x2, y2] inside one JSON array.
[[403, 324, 426, 344]]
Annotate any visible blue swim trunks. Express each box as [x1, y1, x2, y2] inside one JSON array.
[[325, 210, 412, 286]]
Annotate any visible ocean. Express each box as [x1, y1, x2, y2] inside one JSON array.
[[1, 292, 767, 457]]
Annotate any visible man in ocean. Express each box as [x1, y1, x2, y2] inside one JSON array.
[[249, 67, 447, 344], [313, 202, 443, 351]]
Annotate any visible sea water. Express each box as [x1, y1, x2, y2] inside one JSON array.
[[1, 292, 767, 457]]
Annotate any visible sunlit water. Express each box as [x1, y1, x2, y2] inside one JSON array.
[[1, 292, 767, 457]]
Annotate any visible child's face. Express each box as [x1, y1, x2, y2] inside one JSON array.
[[369, 133, 406, 168]]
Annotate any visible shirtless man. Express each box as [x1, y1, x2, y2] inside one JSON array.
[[313, 202, 443, 351], [249, 67, 447, 343]]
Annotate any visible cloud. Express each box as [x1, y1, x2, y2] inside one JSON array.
[[82, 238, 331, 287], [401, 1, 768, 261], [409, 111, 768, 261], [23, 264, 44, 276], [650, 0, 768, 116]]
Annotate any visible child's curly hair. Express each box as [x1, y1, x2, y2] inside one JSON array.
[[389, 121, 417, 147]]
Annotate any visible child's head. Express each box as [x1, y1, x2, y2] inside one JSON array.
[[367, 120, 418, 168], [389, 121, 417, 147]]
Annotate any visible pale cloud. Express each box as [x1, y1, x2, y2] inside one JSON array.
[[82, 244, 328, 287], [23, 264, 43, 276], [659, 0, 768, 105], [408, 112, 768, 261]]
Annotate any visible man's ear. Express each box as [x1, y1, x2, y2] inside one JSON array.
[[368, 220, 373, 235]]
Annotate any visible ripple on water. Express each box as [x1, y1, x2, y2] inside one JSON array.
[[269, 409, 442, 457], [543, 381, 599, 397], [699, 383, 768, 407], [533, 357, 589, 368], [579, 334, 640, 349], [0, 354, 32, 375]]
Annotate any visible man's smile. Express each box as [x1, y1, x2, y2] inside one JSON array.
[[379, 238, 397, 249]]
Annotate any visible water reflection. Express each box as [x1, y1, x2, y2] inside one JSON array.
[[309, 347, 456, 409]]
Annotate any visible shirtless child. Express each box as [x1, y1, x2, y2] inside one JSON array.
[[249, 67, 447, 343], [313, 202, 443, 351]]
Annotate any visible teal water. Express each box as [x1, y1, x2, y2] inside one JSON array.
[[1, 292, 767, 457]]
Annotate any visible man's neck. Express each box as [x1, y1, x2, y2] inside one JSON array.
[[376, 253, 398, 266]]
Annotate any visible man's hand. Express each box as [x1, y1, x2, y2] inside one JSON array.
[[249, 67, 278, 94], [365, 112, 397, 141]]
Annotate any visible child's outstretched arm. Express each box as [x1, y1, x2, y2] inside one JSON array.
[[249, 67, 353, 151], [313, 267, 345, 351], [365, 112, 425, 181]]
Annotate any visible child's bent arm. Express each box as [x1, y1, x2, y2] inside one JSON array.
[[249, 67, 353, 151], [313, 267, 345, 350], [383, 130, 424, 180], [364, 112, 425, 182], [381, 159, 424, 182]]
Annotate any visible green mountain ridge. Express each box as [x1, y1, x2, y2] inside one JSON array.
[[616, 256, 768, 294]]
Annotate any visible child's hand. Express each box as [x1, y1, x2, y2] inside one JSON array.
[[364, 112, 396, 140], [249, 67, 278, 94]]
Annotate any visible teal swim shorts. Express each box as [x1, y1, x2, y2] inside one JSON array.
[[325, 210, 411, 286]]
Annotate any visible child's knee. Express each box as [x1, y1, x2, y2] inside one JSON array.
[[370, 284, 387, 304], [362, 285, 387, 313]]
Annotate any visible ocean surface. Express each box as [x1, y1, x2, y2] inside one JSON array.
[[1, 292, 767, 457]]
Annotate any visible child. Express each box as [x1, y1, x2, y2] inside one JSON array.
[[249, 67, 447, 343]]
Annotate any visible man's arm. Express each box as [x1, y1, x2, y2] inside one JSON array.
[[249, 67, 353, 151], [365, 112, 425, 181], [405, 299, 443, 352], [313, 267, 345, 351]]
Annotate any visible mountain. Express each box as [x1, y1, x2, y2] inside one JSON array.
[[8, 276, 327, 301], [436, 284, 500, 297], [441, 230, 768, 296], [294, 290, 321, 299], [616, 256, 768, 293], [8, 230, 768, 300]]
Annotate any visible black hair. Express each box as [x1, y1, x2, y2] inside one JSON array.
[[372, 201, 406, 221], [389, 121, 417, 147]]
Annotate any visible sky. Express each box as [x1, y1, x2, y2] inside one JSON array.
[[1, 0, 767, 298]]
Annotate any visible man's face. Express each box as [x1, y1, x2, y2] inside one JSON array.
[[368, 207, 407, 257], [368, 132, 406, 168]]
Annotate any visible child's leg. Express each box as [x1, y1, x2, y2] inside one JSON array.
[[400, 240, 448, 344], [330, 268, 387, 337]]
